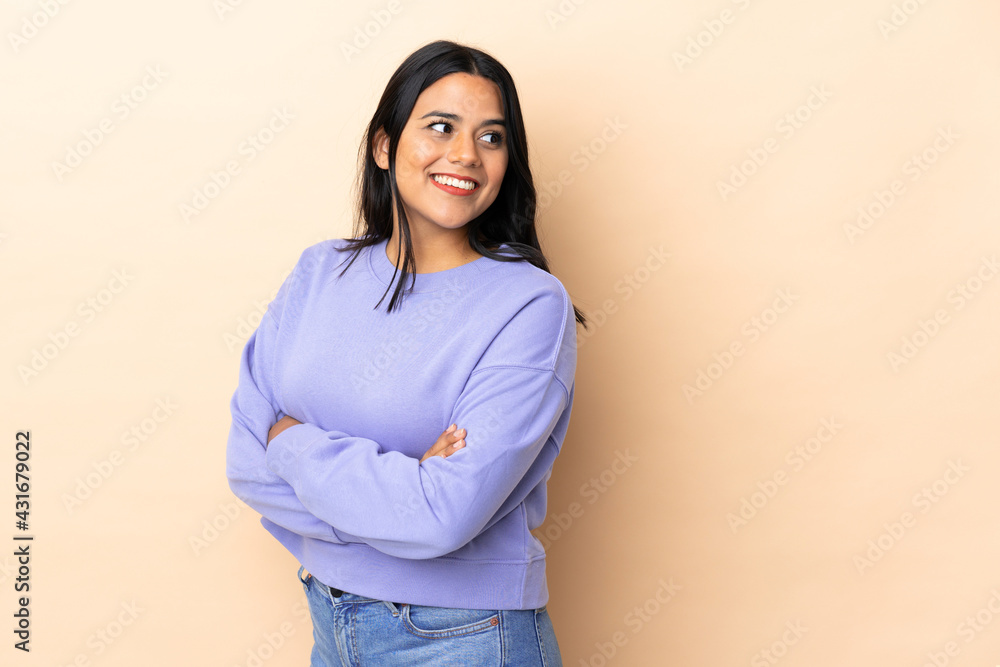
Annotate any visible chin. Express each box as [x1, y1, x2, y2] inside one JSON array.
[[431, 214, 478, 229]]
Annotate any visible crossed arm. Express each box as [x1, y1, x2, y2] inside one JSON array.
[[267, 415, 467, 463], [227, 257, 573, 561], [227, 313, 570, 560]]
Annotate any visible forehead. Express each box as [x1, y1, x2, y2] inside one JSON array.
[[410, 73, 504, 119]]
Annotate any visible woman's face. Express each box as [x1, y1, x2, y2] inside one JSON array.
[[375, 72, 509, 237]]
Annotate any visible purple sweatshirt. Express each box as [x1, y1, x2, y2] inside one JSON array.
[[226, 237, 577, 610]]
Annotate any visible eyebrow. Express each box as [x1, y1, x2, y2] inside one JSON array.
[[418, 111, 506, 128]]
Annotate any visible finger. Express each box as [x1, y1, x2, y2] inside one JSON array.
[[422, 427, 465, 463], [422, 437, 465, 463], [424, 438, 452, 459], [444, 438, 465, 456], [434, 430, 463, 450], [441, 439, 464, 456]]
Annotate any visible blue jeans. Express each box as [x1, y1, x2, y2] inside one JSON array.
[[297, 565, 563, 666]]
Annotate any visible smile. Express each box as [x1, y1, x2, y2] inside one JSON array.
[[431, 173, 479, 195]]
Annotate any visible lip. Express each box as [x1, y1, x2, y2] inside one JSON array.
[[430, 173, 480, 197]]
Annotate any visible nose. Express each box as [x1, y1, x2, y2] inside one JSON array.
[[447, 131, 480, 167]]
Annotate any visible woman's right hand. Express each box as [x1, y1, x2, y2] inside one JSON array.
[[420, 423, 466, 464]]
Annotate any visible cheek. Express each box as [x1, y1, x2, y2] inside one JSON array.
[[490, 156, 509, 188], [402, 137, 435, 171]]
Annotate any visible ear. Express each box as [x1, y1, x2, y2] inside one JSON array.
[[373, 127, 390, 170]]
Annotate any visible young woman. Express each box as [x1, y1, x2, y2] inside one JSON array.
[[226, 39, 587, 666]]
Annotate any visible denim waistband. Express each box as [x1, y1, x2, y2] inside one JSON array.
[[298, 565, 400, 612]]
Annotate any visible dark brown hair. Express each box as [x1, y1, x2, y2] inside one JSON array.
[[335, 39, 587, 328]]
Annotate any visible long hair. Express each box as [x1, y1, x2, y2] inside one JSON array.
[[336, 39, 588, 328]]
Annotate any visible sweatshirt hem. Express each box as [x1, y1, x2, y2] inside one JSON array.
[[262, 519, 549, 610]]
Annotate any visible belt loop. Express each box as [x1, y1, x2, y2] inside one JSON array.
[[297, 565, 311, 584], [382, 600, 400, 616]]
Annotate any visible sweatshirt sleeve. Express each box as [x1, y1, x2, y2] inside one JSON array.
[[225, 252, 343, 543], [264, 287, 576, 560]]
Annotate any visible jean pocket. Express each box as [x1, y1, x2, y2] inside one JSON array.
[[401, 604, 500, 639]]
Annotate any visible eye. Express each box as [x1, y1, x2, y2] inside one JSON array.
[[428, 121, 451, 134], [481, 131, 505, 146]]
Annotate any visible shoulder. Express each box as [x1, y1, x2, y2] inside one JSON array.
[[485, 252, 574, 326], [476, 256, 577, 381], [282, 237, 374, 288], [269, 238, 361, 321], [292, 238, 353, 272], [480, 244, 565, 290]]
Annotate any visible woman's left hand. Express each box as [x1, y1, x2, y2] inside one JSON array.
[[267, 415, 302, 446]]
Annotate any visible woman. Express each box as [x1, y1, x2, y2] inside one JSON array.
[[226, 39, 587, 666]]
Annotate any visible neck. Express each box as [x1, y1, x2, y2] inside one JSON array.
[[385, 231, 482, 274]]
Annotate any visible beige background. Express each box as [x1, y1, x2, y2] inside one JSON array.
[[3, 0, 999, 664]]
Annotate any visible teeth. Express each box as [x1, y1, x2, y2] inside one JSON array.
[[432, 174, 477, 190]]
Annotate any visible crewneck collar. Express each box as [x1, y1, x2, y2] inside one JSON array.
[[368, 237, 507, 293]]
